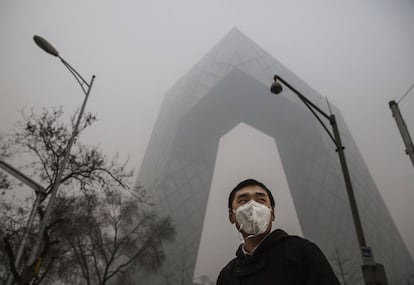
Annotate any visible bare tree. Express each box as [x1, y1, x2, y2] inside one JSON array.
[[0, 142, 13, 193], [195, 274, 214, 285], [37, 189, 175, 285], [0, 107, 175, 284], [0, 172, 10, 191]]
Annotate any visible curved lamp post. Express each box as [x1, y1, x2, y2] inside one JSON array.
[[270, 75, 388, 284], [21, 35, 95, 283]]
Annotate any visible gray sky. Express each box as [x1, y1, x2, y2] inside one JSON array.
[[1, 0, 414, 281]]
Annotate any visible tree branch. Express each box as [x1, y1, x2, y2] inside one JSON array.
[[3, 237, 20, 284], [105, 219, 170, 281]]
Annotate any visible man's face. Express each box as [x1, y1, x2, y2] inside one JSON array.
[[229, 185, 275, 231]]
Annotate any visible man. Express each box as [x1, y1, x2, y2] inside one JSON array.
[[217, 179, 340, 285]]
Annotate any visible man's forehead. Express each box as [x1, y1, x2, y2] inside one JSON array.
[[235, 185, 268, 197]]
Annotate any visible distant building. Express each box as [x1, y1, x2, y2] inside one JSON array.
[[137, 28, 414, 284]]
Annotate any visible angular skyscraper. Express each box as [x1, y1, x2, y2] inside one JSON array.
[[137, 28, 414, 284]]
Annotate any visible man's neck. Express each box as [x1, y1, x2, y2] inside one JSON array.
[[243, 231, 271, 254]]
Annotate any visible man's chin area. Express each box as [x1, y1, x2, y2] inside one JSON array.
[[240, 231, 268, 240]]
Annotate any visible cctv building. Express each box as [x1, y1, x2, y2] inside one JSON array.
[[137, 28, 414, 284]]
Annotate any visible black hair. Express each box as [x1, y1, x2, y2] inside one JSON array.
[[228, 178, 275, 209]]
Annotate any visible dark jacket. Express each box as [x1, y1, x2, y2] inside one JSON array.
[[217, 229, 340, 285]]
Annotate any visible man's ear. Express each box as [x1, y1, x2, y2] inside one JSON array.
[[229, 209, 236, 224]]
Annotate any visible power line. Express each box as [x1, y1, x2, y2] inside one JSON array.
[[398, 80, 414, 103]]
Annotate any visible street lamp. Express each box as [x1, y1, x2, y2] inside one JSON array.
[[270, 74, 388, 284], [23, 35, 96, 281]]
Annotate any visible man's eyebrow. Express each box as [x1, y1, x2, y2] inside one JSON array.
[[236, 192, 268, 200], [255, 192, 268, 197], [236, 193, 250, 200]]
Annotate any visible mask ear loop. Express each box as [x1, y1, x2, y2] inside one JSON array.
[[233, 209, 245, 241], [245, 220, 269, 240], [238, 223, 260, 241], [237, 224, 245, 241]]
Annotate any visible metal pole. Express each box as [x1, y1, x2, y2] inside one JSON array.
[[329, 115, 367, 248], [0, 161, 45, 193], [0, 160, 46, 285], [26, 75, 95, 271], [14, 194, 42, 269], [322, 105, 388, 284], [389, 100, 414, 167]]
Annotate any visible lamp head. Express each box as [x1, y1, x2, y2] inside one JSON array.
[[270, 75, 283, 95], [33, 35, 59, 57]]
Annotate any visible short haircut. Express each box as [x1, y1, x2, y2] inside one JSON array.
[[228, 179, 275, 209]]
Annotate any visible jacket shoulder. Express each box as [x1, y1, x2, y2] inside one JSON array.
[[285, 237, 340, 284], [216, 256, 239, 285], [265, 234, 311, 264]]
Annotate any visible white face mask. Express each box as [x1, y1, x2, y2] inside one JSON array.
[[234, 200, 271, 236]]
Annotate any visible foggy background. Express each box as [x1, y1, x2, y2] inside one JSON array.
[[1, 0, 413, 281]]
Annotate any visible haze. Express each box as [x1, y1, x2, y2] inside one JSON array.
[[1, 0, 413, 281]]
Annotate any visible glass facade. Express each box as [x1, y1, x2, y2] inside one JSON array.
[[137, 28, 414, 284]]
